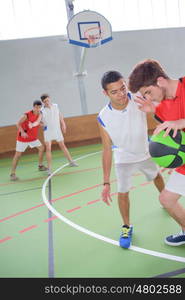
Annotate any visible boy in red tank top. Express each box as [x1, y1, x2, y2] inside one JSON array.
[[128, 59, 185, 246], [10, 100, 47, 181]]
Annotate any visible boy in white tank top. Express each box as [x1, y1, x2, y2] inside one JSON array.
[[97, 71, 165, 248], [40, 94, 78, 173]]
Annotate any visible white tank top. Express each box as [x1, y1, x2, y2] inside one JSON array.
[[41, 103, 61, 134], [97, 93, 150, 163]]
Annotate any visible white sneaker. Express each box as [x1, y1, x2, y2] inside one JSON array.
[[10, 173, 19, 181], [68, 161, 78, 167], [47, 168, 52, 176]]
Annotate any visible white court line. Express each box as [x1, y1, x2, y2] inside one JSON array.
[[42, 151, 185, 263]]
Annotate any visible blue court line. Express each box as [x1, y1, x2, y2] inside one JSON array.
[[0, 186, 43, 196], [154, 268, 185, 278], [48, 178, 55, 278]]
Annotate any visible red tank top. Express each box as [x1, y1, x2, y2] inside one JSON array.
[[17, 110, 40, 142], [155, 77, 185, 175]]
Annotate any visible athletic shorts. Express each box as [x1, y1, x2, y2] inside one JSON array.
[[115, 158, 159, 193], [43, 129, 64, 142], [16, 140, 42, 152], [165, 170, 185, 196]]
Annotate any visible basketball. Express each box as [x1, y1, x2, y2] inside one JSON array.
[[149, 130, 185, 168]]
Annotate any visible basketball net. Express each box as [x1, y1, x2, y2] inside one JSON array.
[[84, 26, 102, 48]]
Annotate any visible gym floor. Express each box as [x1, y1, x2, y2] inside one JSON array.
[[0, 143, 185, 278]]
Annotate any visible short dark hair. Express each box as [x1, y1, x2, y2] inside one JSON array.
[[33, 100, 42, 106], [101, 71, 123, 90], [128, 59, 169, 93], [40, 93, 49, 102]]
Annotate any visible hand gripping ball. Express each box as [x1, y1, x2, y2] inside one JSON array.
[[149, 130, 185, 168]]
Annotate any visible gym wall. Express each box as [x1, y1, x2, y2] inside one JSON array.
[[0, 27, 184, 153]]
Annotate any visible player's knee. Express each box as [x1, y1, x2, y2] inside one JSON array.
[[59, 141, 65, 149], [153, 172, 163, 183], [16, 151, 22, 158], [159, 191, 170, 208], [41, 145, 45, 151], [118, 192, 129, 201], [38, 145, 44, 152], [154, 172, 161, 180], [45, 144, 51, 151]]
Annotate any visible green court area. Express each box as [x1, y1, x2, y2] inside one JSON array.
[[0, 144, 185, 278]]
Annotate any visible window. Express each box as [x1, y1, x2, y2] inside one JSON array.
[[0, 0, 185, 40]]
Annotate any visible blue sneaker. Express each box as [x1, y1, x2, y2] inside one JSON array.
[[119, 225, 133, 249], [165, 230, 185, 246]]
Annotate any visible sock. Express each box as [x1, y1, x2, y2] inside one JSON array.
[[122, 224, 129, 229]]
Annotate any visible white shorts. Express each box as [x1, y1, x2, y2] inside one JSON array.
[[165, 171, 185, 196], [43, 128, 64, 143], [16, 140, 42, 152], [115, 158, 159, 193]]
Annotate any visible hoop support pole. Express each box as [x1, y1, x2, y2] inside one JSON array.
[[77, 47, 88, 75]]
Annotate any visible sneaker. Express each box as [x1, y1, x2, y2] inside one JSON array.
[[68, 161, 78, 167], [165, 230, 185, 246], [10, 173, 19, 181], [47, 168, 52, 176], [119, 225, 133, 249], [38, 165, 48, 171]]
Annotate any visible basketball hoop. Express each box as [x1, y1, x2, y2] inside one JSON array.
[[67, 10, 112, 48], [84, 26, 102, 48]]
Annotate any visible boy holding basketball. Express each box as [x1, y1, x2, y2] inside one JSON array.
[[128, 59, 185, 246], [10, 100, 47, 181], [98, 71, 164, 248]]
